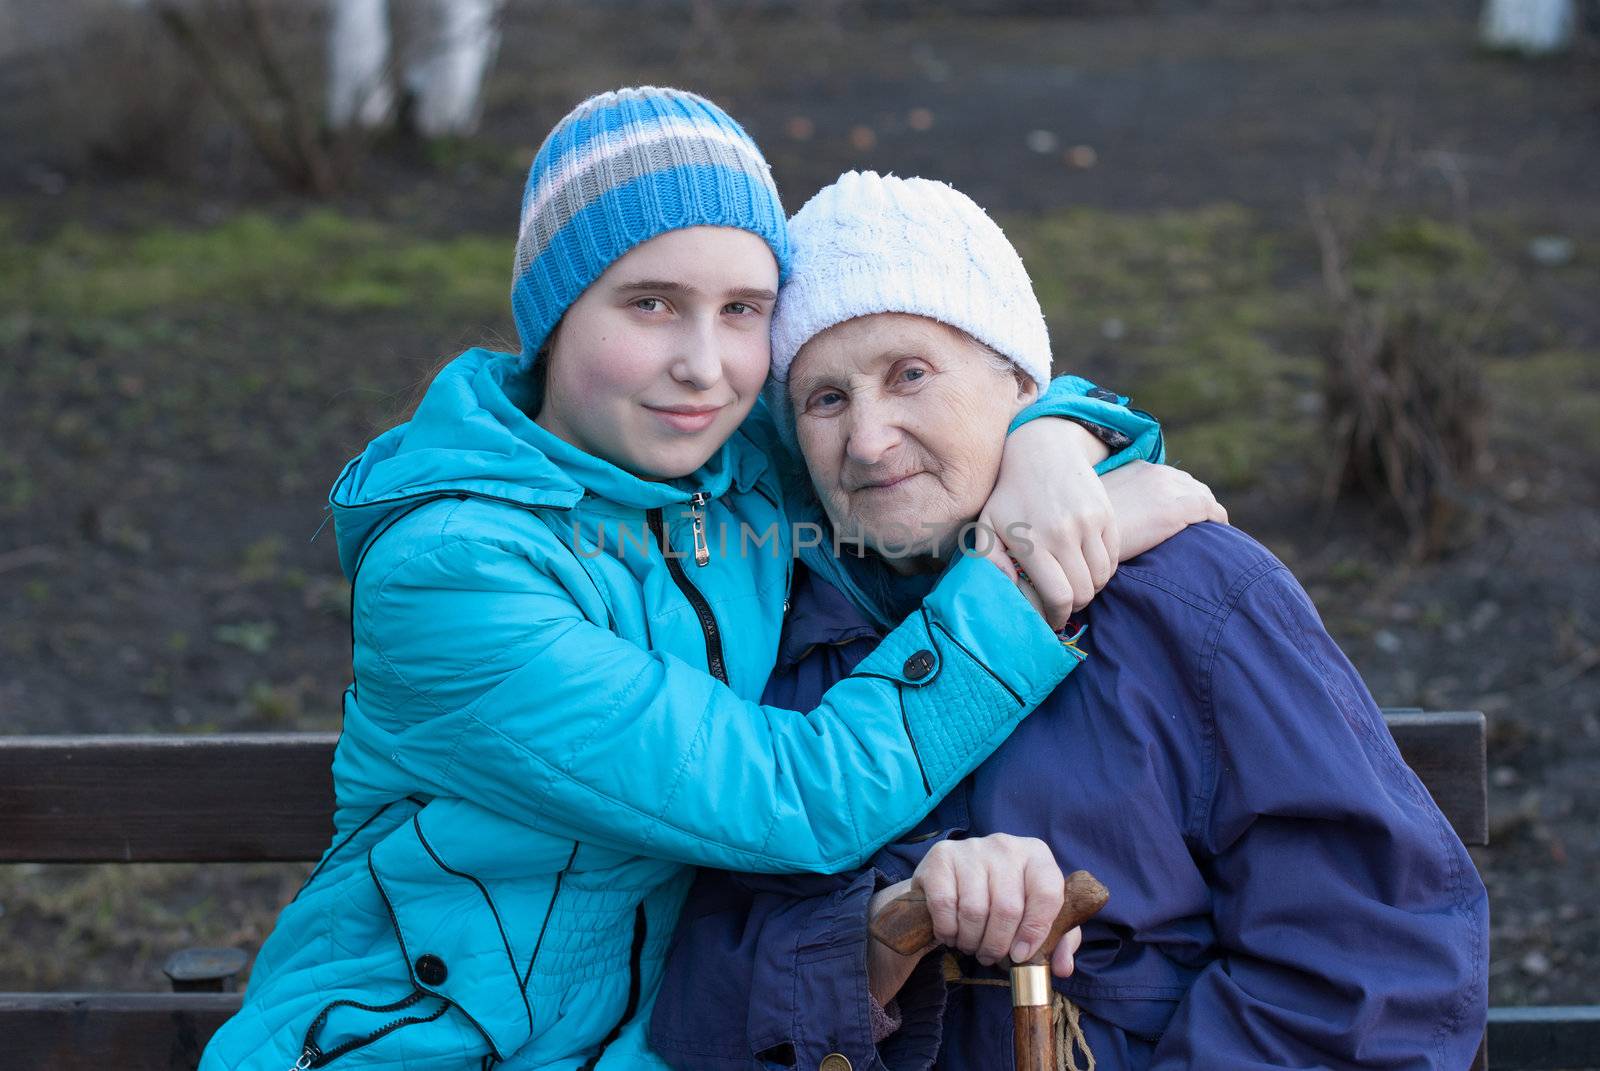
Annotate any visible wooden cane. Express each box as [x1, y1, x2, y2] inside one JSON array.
[[869, 870, 1110, 1071]]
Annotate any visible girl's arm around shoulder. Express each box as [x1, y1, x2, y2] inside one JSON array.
[[352, 507, 1082, 875]]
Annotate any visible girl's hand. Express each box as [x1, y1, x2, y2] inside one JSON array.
[[980, 419, 1118, 630], [866, 834, 1081, 1006], [1101, 461, 1228, 561]]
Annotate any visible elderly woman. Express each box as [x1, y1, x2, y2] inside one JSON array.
[[648, 173, 1487, 1070]]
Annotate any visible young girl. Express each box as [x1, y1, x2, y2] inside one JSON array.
[[200, 87, 1169, 1071]]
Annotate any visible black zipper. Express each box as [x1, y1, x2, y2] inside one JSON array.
[[646, 506, 728, 684], [295, 989, 446, 1068], [580, 903, 648, 1071]]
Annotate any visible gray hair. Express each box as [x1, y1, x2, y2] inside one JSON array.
[[968, 334, 1037, 393]]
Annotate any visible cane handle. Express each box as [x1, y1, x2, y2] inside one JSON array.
[[869, 869, 1109, 965]]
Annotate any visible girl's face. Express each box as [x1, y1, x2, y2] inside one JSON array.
[[536, 226, 779, 481]]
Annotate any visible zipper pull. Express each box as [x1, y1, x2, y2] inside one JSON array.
[[689, 492, 710, 567], [289, 1045, 319, 1071]]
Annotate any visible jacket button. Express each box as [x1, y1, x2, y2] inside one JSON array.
[[414, 954, 448, 987], [819, 1055, 852, 1071], [902, 650, 935, 681]]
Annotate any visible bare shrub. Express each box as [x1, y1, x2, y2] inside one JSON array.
[[24, 0, 368, 193], [30, 3, 211, 178], [1307, 130, 1503, 559], [152, 0, 354, 195]]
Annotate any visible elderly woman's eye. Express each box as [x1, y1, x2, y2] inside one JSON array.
[[899, 366, 927, 383], [807, 390, 845, 412]]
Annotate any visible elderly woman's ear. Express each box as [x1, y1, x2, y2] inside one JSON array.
[[1011, 368, 1040, 412], [969, 338, 1040, 414]]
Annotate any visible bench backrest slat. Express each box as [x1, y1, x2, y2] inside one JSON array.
[[0, 993, 240, 1070], [1487, 1006, 1600, 1070], [0, 711, 1486, 863], [1384, 710, 1487, 846], [0, 734, 338, 863]]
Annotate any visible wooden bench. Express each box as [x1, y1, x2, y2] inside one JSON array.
[[1, 712, 1595, 1069]]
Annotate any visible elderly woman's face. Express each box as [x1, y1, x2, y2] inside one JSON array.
[[789, 313, 1038, 572]]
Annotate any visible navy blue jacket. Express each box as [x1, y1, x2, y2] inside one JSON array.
[[649, 523, 1487, 1070]]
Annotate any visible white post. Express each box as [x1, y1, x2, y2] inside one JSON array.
[[1480, 0, 1577, 55], [408, 0, 504, 138], [327, 0, 394, 130]]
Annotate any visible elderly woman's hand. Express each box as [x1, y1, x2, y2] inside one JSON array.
[[979, 419, 1119, 629], [866, 834, 1082, 1007], [1102, 461, 1228, 560]]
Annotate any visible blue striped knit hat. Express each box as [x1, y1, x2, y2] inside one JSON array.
[[511, 86, 791, 368]]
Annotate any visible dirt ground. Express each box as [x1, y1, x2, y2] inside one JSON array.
[[2, 0, 1597, 1017]]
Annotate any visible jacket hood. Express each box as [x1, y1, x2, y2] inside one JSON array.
[[328, 348, 763, 579]]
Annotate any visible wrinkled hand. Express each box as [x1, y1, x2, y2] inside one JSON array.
[[866, 834, 1083, 1007], [980, 420, 1119, 629], [1102, 461, 1228, 560]]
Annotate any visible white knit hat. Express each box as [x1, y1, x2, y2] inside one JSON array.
[[769, 172, 1051, 403]]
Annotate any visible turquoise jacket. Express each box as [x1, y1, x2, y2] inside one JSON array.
[[200, 348, 1161, 1071]]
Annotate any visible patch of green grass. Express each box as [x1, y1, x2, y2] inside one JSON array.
[[1011, 204, 1318, 487], [0, 862, 309, 990], [238, 536, 286, 584], [1486, 350, 1600, 452], [1008, 202, 1576, 494], [244, 680, 302, 725], [1328, 557, 1377, 583], [1164, 417, 1316, 490], [1018, 204, 1277, 328], [421, 135, 528, 177], [213, 620, 278, 655], [0, 453, 37, 510], [1349, 216, 1493, 296], [4, 208, 510, 321]]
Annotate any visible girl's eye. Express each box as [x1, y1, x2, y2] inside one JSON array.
[[633, 297, 665, 313], [725, 301, 756, 315]]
